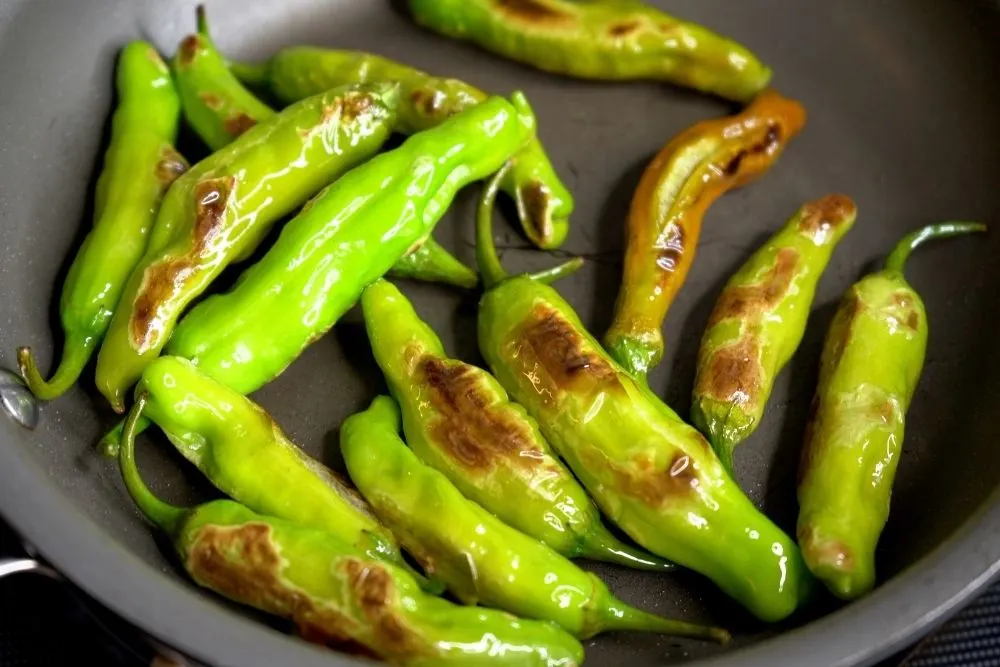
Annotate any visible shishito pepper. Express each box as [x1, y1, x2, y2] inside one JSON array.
[[604, 90, 807, 381], [17, 42, 187, 400], [406, 0, 772, 103], [230, 45, 573, 249], [797, 222, 987, 601], [474, 168, 813, 623], [691, 195, 858, 472], [360, 275, 675, 572], [94, 81, 400, 413], [341, 394, 730, 644], [172, 6, 475, 288], [118, 395, 585, 667]]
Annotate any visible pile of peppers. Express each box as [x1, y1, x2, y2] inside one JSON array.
[[13, 3, 988, 665]]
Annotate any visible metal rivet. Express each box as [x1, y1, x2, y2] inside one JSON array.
[[0, 368, 39, 430]]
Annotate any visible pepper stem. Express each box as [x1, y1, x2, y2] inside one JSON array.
[[16, 339, 92, 401], [601, 601, 731, 645], [476, 162, 513, 289], [195, 4, 210, 37], [526, 257, 585, 285], [885, 222, 987, 276], [119, 393, 185, 536]]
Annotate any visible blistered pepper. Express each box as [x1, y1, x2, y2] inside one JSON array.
[[360, 275, 676, 572], [17, 42, 187, 400], [691, 195, 858, 472], [604, 90, 806, 381], [797, 222, 986, 601], [118, 395, 585, 667], [94, 82, 400, 413], [474, 168, 813, 623], [341, 394, 729, 644], [230, 45, 573, 250], [406, 0, 772, 103], [173, 6, 475, 288]]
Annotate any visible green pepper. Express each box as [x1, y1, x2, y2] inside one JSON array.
[[172, 6, 475, 289], [360, 274, 677, 572], [16, 42, 187, 400], [603, 90, 807, 381], [341, 394, 730, 644], [474, 169, 813, 623], [406, 0, 772, 103], [230, 45, 573, 249], [94, 81, 399, 413], [796, 222, 987, 601], [691, 195, 858, 473], [118, 394, 585, 667]]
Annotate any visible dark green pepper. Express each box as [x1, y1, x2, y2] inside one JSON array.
[[17, 42, 187, 400], [118, 393, 586, 667], [797, 222, 986, 601], [475, 169, 813, 623], [341, 394, 730, 644], [360, 275, 676, 572], [230, 45, 573, 249], [94, 81, 400, 413], [691, 195, 858, 473], [406, 0, 772, 103]]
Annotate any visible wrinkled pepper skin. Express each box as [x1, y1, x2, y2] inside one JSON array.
[[17, 42, 187, 400], [118, 400, 585, 667], [406, 0, 772, 103], [474, 171, 812, 623], [164, 94, 535, 400], [341, 395, 730, 644], [604, 90, 807, 381], [360, 278, 673, 572], [797, 222, 986, 601], [691, 195, 858, 473], [94, 82, 399, 413], [230, 45, 573, 249]]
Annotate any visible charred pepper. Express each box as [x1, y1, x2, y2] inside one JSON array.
[[797, 222, 986, 601], [17, 42, 186, 400], [118, 395, 585, 667], [360, 275, 674, 572], [691, 195, 858, 472], [475, 168, 813, 623], [341, 394, 730, 644], [94, 81, 399, 413], [604, 90, 806, 381], [406, 0, 773, 103], [230, 44, 573, 249]]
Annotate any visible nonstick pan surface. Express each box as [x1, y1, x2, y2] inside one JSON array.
[[0, 1, 999, 666]]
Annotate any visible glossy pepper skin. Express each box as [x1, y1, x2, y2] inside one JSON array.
[[360, 276, 675, 572], [94, 82, 399, 413], [406, 0, 772, 103], [474, 169, 813, 623], [230, 45, 573, 249], [118, 398, 585, 667], [604, 90, 807, 381], [342, 395, 730, 644], [16, 42, 187, 400], [691, 195, 858, 473], [163, 94, 536, 401], [797, 222, 987, 601]]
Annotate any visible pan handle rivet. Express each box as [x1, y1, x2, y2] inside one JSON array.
[[0, 368, 39, 430]]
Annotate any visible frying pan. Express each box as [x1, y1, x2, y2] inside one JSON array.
[[1, 1, 998, 665]]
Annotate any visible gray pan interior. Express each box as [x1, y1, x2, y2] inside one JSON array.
[[1, 0, 999, 666]]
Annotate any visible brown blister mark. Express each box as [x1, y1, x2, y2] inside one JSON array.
[[889, 291, 921, 332], [798, 524, 854, 572], [177, 35, 203, 67], [722, 123, 782, 177], [697, 334, 762, 407], [798, 194, 857, 243], [199, 91, 223, 111], [421, 356, 547, 472], [340, 92, 375, 124], [224, 112, 257, 138], [409, 87, 451, 121], [520, 181, 553, 242], [590, 449, 700, 509], [341, 558, 431, 657], [654, 222, 685, 275], [608, 20, 640, 37], [493, 0, 574, 25], [708, 247, 800, 328], [156, 147, 188, 189]]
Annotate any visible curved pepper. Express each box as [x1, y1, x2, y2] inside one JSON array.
[[691, 195, 858, 473], [17, 42, 187, 400], [229, 45, 573, 249], [604, 90, 807, 381], [173, 6, 474, 288], [474, 169, 813, 623], [796, 222, 986, 601], [94, 81, 399, 413], [360, 275, 676, 572], [118, 395, 585, 667], [341, 394, 730, 644], [406, 0, 772, 103]]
